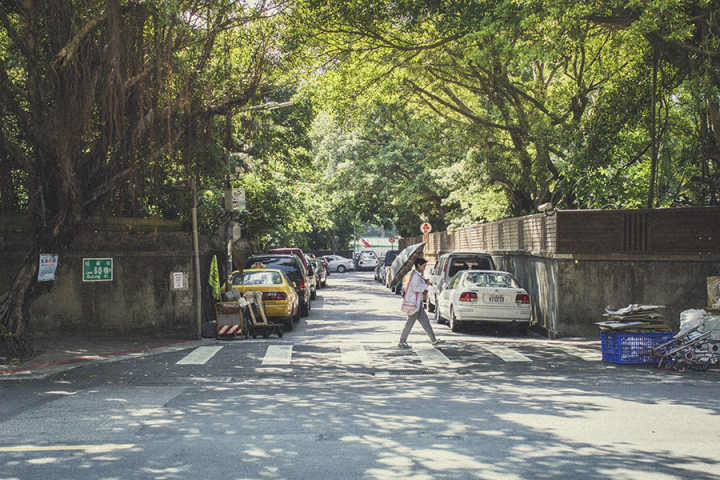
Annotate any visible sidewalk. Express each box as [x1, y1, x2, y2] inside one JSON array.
[[0, 335, 204, 379]]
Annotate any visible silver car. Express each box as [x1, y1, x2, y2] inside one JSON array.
[[323, 255, 355, 273]]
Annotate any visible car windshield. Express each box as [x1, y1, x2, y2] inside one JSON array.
[[466, 272, 517, 288], [234, 271, 283, 286], [248, 257, 300, 282]]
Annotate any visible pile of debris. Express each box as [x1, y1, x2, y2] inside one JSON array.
[[596, 304, 670, 333]]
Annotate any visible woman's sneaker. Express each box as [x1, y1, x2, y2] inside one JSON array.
[[431, 339, 445, 346], [397, 342, 410, 349]]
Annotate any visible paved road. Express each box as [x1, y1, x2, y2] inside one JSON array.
[[1, 272, 719, 479]]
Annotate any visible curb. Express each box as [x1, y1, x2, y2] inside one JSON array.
[[0, 339, 202, 378]]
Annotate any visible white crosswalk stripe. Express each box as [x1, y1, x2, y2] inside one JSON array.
[[481, 345, 532, 362], [561, 346, 602, 362], [340, 343, 371, 366], [176, 346, 223, 365], [261, 345, 293, 365], [171, 342, 604, 370], [413, 345, 453, 366]]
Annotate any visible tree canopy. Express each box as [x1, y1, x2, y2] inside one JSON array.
[[2, 0, 719, 353]]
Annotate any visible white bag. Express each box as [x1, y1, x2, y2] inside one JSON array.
[[401, 292, 419, 315]]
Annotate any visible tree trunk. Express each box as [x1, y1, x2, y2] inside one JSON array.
[[0, 249, 39, 358]]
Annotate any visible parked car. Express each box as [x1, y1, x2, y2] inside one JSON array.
[[382, 249, 400, 287], [245, 254, 311, 317], [230, 268, 299, 330], [434, 270, 531, 333], [356, 251, 378, 271], [319, 256, 330, 275], [357, 253, 378, 270], [374, 262, 384, 282], [426, 252, 496, 313], [310, 257, 327, 288], [267, 248, 316, 301], [324, 254, 354, 273]]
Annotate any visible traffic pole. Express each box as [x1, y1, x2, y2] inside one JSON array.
[[192, 179, 202, 339]]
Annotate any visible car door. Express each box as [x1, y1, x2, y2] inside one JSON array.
[[428, 255, 443, 288], [434, 255, 450, 296], [428, 255, 444, 299]]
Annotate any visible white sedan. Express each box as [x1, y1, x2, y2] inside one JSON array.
[[323, 255, 355, 273], [434, 270, 531, 333]]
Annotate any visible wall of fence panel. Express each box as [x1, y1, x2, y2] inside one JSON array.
[[401, 208, 720, 256]]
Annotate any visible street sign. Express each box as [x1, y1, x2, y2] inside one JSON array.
[[232, 187, 246, 211], [421, 222, 432, 234], [389, 235, 396, 244], [38, 254, 59, 282], [83, 258, 113, 282], [171, 272, 188, 290]]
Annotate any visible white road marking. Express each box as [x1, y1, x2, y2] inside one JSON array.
[[340, 343, 371, 366], [414, 345, 453, 366], [0, 444, 134, 453], [261, 345, 293, 365], [176, 346, 223, 365], [482, 345, 532, 362], [561, 346, 602, 362]]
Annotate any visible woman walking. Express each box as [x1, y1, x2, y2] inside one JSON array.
[[398, 257, 443, 348]]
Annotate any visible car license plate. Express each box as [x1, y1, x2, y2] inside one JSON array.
[[488, 295, 504, 304]]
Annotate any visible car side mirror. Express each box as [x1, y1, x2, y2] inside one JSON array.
[[292, 282, 297, 288]]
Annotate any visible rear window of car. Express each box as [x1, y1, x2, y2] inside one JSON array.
[[234, 271, 284, 286], [247, 257, 301, 282], [465, 272, 517, 288], [449, 256, 493, 274]]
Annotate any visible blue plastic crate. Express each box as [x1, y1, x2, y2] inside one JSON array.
[[601, 331, 673, 364]]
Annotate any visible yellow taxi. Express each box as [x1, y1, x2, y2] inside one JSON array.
[[230, 268, 299, 330]]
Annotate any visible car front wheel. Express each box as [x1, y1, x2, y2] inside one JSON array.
[[337, 265, 346, 273]]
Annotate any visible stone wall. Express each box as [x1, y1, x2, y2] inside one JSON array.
[[491, 252, 559, 335], [487, 252, 719, 337], [554, 256, 720, 337], [1, 217, 219, 337]]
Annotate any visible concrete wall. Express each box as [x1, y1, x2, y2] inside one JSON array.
[[555, 257, 720, 337], [490, 251, 720, 338], [492, 252, 559, 335], [1, 217, 218, 337]]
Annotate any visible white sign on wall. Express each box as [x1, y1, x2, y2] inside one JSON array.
[[171, 272, 188, 290], [232, 187, 246, 211], [38, 254, 59, 282]]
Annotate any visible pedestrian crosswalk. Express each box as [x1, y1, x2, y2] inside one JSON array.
[[175, 341, 601, 371], [480, 345, 532, 362], [176, 346, 223, 365], [261, 345, 293, 365]]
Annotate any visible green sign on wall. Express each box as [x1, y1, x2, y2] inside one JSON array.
[[83, 258, 113, 282]]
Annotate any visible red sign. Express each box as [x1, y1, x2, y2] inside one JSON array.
[[389, 235, 396, 244], [421, 222, 432, 234], [360, 238, 371, 247]]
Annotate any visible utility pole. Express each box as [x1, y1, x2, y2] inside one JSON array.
[[647, 49, 659, 209], [191, 179, 202, 339]]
